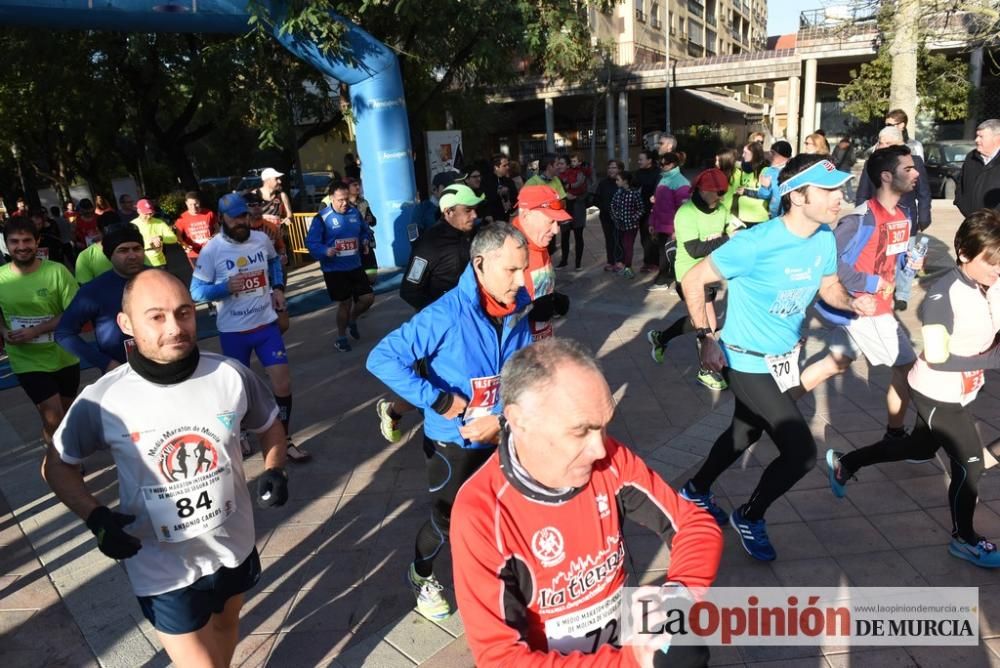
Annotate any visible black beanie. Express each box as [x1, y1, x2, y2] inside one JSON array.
[[102, 223, 144, 259]]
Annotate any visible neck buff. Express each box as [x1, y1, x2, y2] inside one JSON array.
[[129, 346, 201, 385], [479, 284, 516, 319]]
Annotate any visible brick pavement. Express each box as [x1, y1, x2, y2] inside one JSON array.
[[2, 201, 1000, 667]]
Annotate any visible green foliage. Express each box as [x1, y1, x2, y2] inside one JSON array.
[[157, 190, 188, 219], [839, 45, 970, 122]]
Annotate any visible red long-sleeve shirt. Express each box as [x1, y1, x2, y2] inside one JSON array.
[[452, 433, 723, 667]]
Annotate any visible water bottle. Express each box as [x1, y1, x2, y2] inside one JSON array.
[[899, 235, 929, 284]]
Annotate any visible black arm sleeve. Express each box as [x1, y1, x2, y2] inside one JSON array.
[[928, 346, 1000, 372], [683, 234, 728, 259]]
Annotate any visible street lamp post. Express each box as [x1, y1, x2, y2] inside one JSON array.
[[664, 4, 671, 135]]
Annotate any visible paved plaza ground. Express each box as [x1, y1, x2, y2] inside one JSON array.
[[2, 200, 1000, 667]]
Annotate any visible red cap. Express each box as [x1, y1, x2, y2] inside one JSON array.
[[693, 168, 730, 193], [516, 185, 572, 221], [136, 199, 155, 215]]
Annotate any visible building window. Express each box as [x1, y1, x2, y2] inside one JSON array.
[[635, 0, 646, 22], [651, 2, 661, 28], [688, 18, 704, 45], [687, 0, 704, 19]]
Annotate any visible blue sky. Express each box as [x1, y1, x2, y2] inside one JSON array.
[[767, 0, 809, 36]]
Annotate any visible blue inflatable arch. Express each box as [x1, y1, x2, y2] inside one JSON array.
[[0, 0, 416, 267]]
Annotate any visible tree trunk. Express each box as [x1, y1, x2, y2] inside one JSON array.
[[888, 0, 920, 134]]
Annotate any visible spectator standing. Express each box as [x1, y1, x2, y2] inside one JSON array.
[[595, 160, 622, 271], [886, 108, 924, 159], [648, 152, 691, 291], [955, 118, 1000, 217]]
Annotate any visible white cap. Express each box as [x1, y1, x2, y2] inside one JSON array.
[[260, 167, 284, 181]]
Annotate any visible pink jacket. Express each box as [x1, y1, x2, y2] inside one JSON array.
[[649, 168, 691, 235]]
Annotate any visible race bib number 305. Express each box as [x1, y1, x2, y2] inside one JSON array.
[[235, 270, 267, 298], [142, 464, 236, 543]]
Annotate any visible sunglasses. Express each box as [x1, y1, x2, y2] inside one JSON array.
[[531, 199, 565, 211]]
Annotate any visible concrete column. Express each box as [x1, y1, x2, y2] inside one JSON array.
[[800, 58, 817, 151], [786, 75, 800, 150], [618, 91, 629, 167], [606, 92, 616, 162], [544, 98, 555, 153], [965, 47, 984, 139]]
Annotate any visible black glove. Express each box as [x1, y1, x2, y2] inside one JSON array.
[[86, 506, 141, 560], [917, 219, 931, 232], [257, 468, 289, 508], [552, 292, 570, 317], [528, 294, 555, 323]]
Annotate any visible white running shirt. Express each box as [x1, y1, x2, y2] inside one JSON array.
[[53, 353, 278, 596], [193, 231, 278, 333]]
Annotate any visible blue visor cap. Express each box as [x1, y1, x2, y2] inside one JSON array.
[[778, 159, 852, 196]]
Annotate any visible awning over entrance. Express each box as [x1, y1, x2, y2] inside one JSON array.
[[681, 88, 765, 116]]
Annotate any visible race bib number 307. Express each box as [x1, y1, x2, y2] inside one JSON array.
[[885, 220, 911, 256], [142, 464, 236, 543]]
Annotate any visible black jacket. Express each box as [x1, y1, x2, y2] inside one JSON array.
[[634, 167, 660, 217], [955, 149, 1000, 217], [399, 220, 474, 311], [480, 172, 518, 222]]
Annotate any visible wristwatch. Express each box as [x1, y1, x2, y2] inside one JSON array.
[[695, 328, 713, 340]]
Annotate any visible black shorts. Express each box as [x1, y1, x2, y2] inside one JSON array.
[[322, 268, 374, 303], [16, 364, 80, 405], [137, 548, 261, 635], [675, 282, 719, 304]]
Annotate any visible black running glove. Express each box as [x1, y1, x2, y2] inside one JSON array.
[[552, 292, 570, 317], [86, 506, 141, 560], [257, 468, 289, 508], [529, 294, 556, 322]]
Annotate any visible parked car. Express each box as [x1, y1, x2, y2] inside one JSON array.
[[295, 171, 337, 211], [923, 141, 975, 199]]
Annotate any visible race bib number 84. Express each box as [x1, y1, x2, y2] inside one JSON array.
[[142, 463, 236, 543]]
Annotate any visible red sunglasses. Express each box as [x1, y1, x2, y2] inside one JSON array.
[[531, 199, 565, 211]]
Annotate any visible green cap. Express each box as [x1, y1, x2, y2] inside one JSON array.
[[439, 184, 484, 212]]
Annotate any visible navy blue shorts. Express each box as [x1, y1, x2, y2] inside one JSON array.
[[219, 321, 288, 368], [137, 548, 261, 635]]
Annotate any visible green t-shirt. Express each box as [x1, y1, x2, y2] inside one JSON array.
[[673, 199, 729, 283], [75, 243, 113, 284], [0, 260, 79, 373], [525, 174, 567, 200], [131, 217, 178, 267], [737, 170, 770, 223]]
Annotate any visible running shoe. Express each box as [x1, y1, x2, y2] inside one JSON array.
[[334, 337, 351, 352], [621, 267, 635, 280], [286, 438, 311, 463], [407, 563, 452, 620], [648, 283, 671, 292], [679, 481, 729, 526], [647, 329, 666, 364], [730, 508, 777, 561], [376, 399, 402, 443], [697, 369, 727, 391], [948, 537, 1000, 568], [603, 263, 614, 272], [348, 321, 360, 340], [825, 449, 852, 498]]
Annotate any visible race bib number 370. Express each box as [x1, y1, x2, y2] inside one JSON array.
[[142, 464, 236, 543]]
